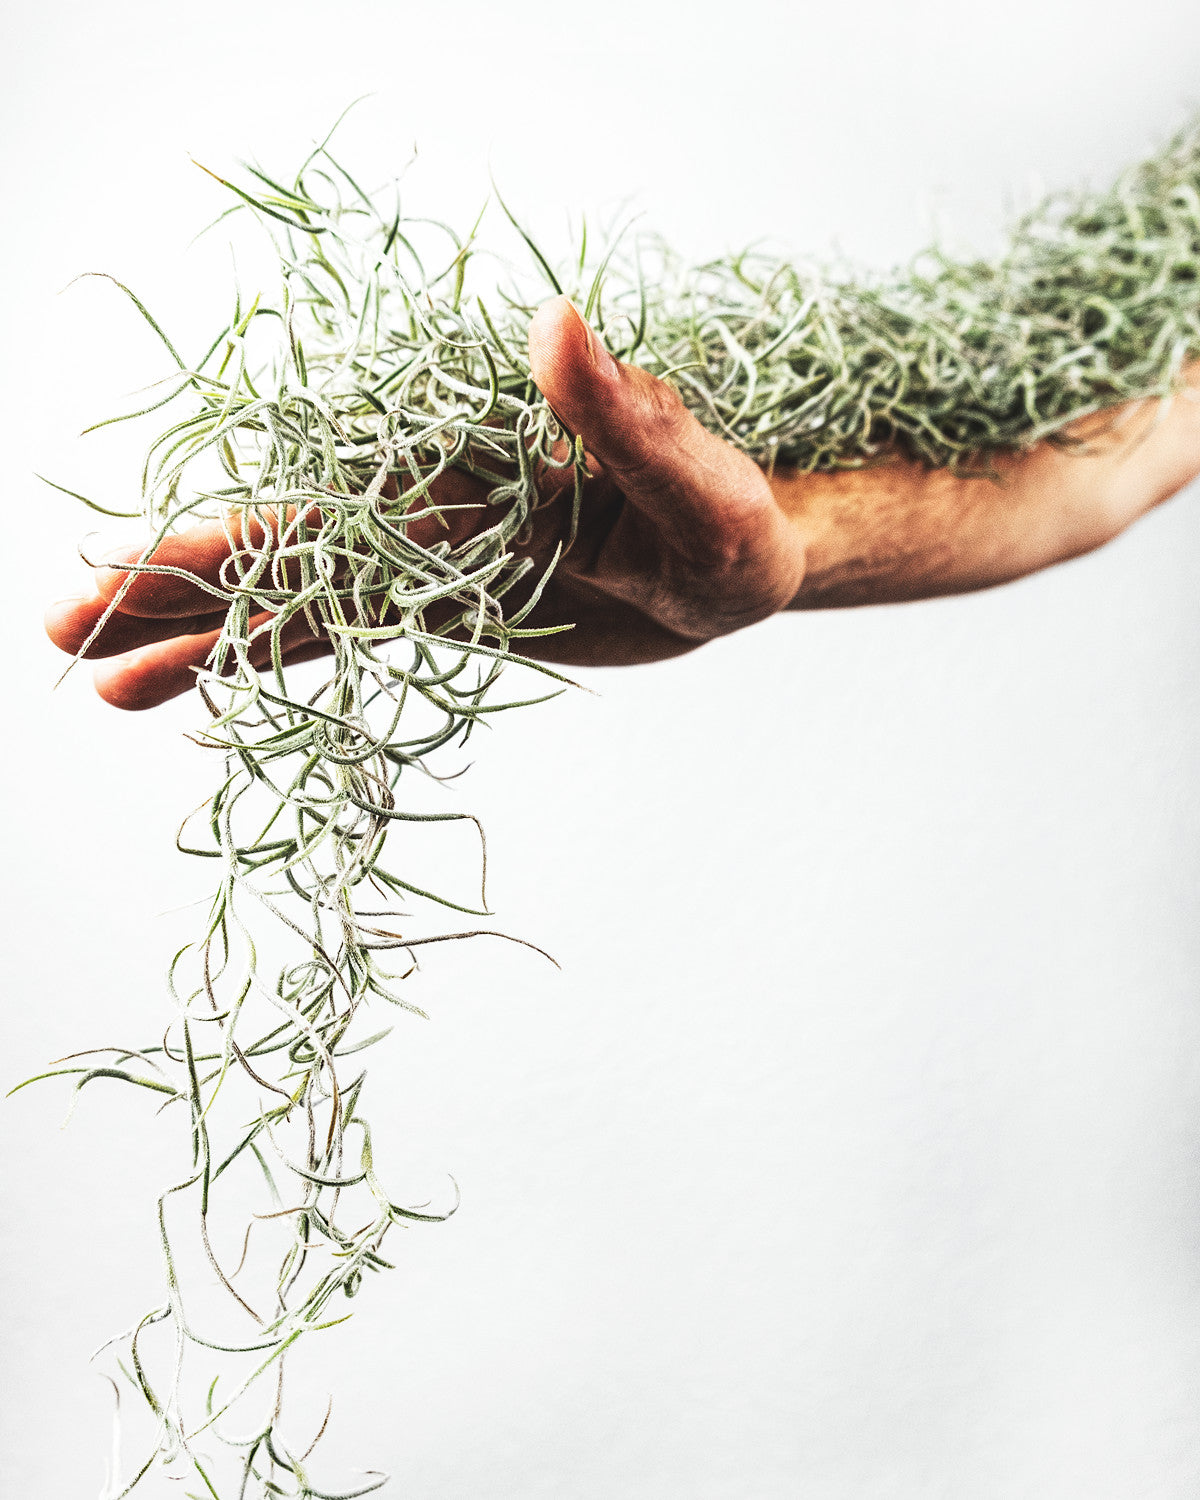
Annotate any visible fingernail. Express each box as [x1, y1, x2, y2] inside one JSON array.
[[567, 301, 619, 380]]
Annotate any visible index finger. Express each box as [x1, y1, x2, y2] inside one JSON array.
[[92, 469, 489, 618], [93, 510, 285, 617]]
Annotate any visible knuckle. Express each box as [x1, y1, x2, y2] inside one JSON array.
[[640, 374, 690, 436], [614, 375, 691, 479]]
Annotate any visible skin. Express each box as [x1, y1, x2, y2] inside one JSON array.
[[44, 297, 1200, 710]]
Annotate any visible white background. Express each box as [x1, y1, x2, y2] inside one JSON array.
[[5, 1, 1200, 1496]]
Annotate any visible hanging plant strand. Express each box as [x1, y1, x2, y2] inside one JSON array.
[[19, 117, 1200, 1498]]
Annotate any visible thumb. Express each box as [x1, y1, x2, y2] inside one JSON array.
[[527, 295, 781, 556], [527, 297, 807, 632]]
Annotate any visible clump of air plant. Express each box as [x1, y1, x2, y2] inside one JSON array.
[[20, 113, 1200, 1498]]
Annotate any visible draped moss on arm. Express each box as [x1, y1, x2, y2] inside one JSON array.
[[652, 122, 1200, 470]]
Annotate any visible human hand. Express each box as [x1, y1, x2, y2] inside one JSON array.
[[43, 296, 809, 708], [44, 300, 1200, 710]]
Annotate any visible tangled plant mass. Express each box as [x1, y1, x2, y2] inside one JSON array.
[[20, 116, 1200, 1497]]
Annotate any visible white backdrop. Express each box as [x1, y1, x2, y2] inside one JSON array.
[[5, 2, 1200, 1496]]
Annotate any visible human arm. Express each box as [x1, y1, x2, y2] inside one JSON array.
[[44, 297, 1200, 707]]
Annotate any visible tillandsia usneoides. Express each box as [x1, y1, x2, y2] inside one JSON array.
[[20, 113, 1200, 1497]]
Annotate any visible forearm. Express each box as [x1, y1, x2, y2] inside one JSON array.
[[773, 366, 1200, 609]]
